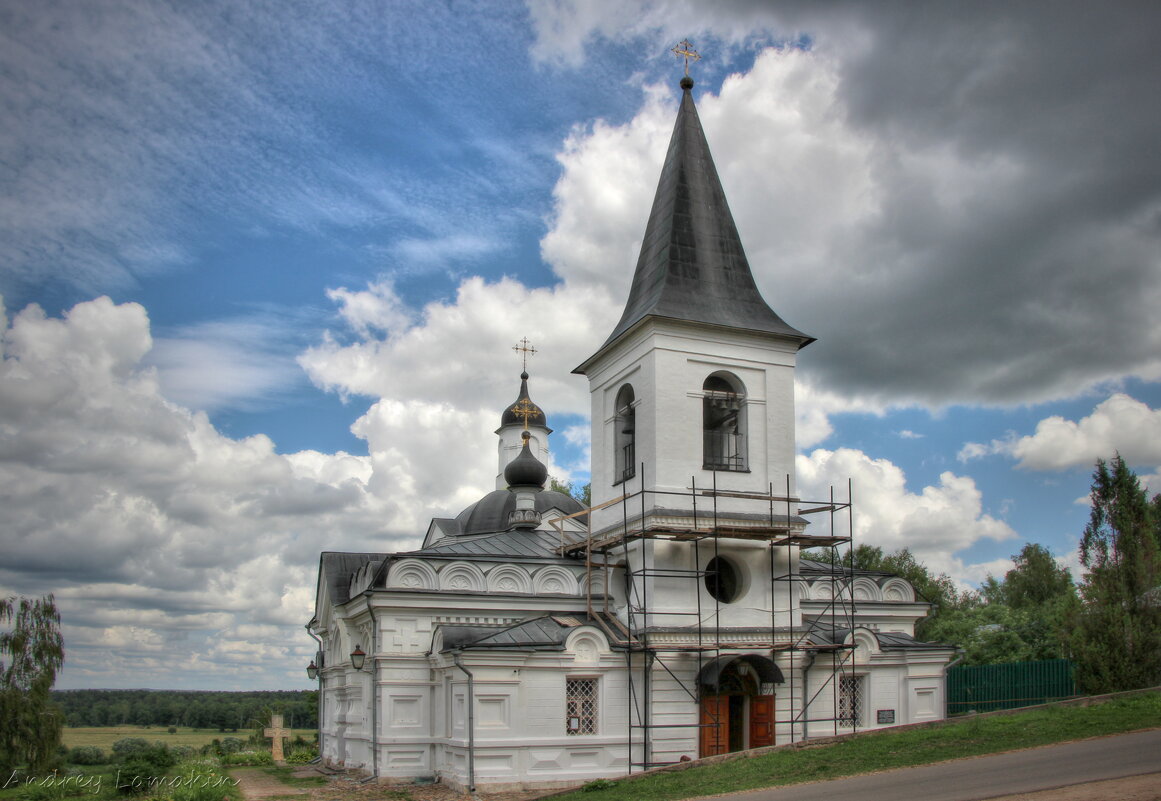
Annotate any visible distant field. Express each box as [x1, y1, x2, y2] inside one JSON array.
[[62, 726, 316, 751]]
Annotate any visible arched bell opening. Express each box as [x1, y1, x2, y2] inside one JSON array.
[[702, 372, 747, 471], [614, 384, 636, 484]]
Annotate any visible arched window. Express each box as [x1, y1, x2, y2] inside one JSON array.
[[703, 373, 747, 471], [614, 384, 635, 483]]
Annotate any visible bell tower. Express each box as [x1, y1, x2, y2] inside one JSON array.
[[574, 69, 813, 536]]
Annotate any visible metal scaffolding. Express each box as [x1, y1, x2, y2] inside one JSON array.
[[551, 467, 858, 771]]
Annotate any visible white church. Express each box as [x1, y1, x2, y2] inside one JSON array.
[[308, 65, 955, 792]]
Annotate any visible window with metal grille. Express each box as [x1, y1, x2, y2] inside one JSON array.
[[565, 678, 598, 735], [838, 674, 864, 728]]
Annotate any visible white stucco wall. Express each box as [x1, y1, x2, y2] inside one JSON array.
[[585, 319, 800, 536]]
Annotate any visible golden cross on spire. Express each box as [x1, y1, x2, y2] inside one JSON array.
[[513, 337, 537, 371], [510, 397, 539, 432], [672, 39, 701, 76]]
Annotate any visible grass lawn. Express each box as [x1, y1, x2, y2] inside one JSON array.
[[62, 725, 316, 752], [551, 692, 1161, 801]]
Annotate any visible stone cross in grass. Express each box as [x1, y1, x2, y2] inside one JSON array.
[[264, 714, 290, 763]]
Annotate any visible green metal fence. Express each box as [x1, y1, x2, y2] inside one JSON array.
[[947, 658, 1077, 715]]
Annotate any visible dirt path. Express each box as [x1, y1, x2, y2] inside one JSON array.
[[229, 768, 310, 799], [231, 766, 543, 801]]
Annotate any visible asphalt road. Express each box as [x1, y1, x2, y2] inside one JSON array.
[[715, 728, 1161, 801]]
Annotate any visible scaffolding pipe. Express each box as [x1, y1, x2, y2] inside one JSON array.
[[591, 472, 855, 766]]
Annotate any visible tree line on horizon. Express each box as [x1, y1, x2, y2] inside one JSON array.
[[50, 688, 318, 730]]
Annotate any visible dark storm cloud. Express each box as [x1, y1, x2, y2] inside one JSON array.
[[791, 2, 1161, 405]]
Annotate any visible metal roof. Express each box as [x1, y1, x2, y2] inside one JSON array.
[[578, 79, 812, 373], [808, 623, 952, 651], [318, 551, 380, 606], [799, 558, 893, 577], [405, 528, 584, 561], [440, 613, 602, 652], [450, 488, 587, 538]]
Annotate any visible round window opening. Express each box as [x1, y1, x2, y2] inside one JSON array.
[[705, 556, 742, 603]]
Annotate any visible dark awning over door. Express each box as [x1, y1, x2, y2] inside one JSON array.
[[696, 654, 785, 692]]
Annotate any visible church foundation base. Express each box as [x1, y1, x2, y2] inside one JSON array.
[[435, 775, 591, 794]]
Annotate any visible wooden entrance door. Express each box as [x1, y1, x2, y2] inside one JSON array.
[[749, 694, 775, 748], [699, 696, 728, 757]]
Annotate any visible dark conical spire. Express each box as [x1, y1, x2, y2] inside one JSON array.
[[582, 77, 812, 367]]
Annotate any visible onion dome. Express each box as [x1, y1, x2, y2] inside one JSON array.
[[500, 371, 550, 431], [504, 432, 548, 489]]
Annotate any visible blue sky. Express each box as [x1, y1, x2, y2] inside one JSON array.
[[2, 1, 1159, 690]]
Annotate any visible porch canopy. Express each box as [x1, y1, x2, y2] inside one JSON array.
[[697, 654, 784, 693]]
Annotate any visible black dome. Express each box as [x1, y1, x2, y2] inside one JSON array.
[[455, 489, 586, 537], [504, 436, 548, 488]]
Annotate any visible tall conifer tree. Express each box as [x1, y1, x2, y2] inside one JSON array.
[[1073, 455, 1161, 693]]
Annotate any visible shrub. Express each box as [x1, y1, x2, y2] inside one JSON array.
[[218, 737, 244, 755], [285, 749, 316, 765], [14, 780, 69, 801], [115, 744, 176, 796], [111, 739, 151, 757], [167, 727, 177, 735], [67, 746, 107, 765], [169, 760, 237, 801]]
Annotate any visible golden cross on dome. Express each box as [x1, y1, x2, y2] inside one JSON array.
[[672, 39, 701, 76], [510, 397, 539, 431], [513, 337, 537, 371]]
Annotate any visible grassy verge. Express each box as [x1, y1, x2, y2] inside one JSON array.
[[552, 692, 1161, 801]]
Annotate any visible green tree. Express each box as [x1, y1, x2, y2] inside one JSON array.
[[1001, 543, 1075, 611], [803, 541, 1079, 664], [1071, 455, 1161, 693], [939, 542, 1078, 665], [549, 477, 592, 507], [922, 602, 1030, 664], [0, 594, 65, 773]]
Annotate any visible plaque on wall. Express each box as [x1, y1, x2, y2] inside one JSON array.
[[876, 709, 895, 724]]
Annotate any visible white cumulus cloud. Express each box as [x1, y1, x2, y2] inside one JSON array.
[[0, 296, 399, 688], [797, 447, 1017, 584], [959, 394, 1161, 472]]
